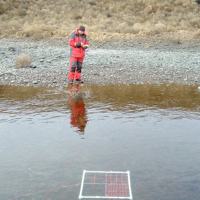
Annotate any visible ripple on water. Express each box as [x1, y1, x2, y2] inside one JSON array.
[[1, 84, 200, 123]]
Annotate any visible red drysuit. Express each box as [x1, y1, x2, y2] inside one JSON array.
[[68, 29, 89, 82]]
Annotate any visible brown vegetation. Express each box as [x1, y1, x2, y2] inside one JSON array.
[[16, 53, 32, 68], [0, 0, 200, 41]]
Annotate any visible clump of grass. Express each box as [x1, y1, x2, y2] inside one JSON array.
[[16, 53, 32, 68]]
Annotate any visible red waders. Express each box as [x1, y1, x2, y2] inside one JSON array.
[[68, 57, 83, 81]]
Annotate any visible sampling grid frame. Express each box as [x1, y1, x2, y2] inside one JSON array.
[[79, 170, 133, 199]]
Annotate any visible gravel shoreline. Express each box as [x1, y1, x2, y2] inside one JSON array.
[[0, 38, 200, 88]]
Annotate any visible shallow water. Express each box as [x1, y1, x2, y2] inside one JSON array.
[[0, 84, 200, 200]]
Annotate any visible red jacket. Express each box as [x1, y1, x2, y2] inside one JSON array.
[[69, 30, 89, 58]]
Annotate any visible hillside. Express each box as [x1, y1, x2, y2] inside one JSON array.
[[0, 0, 200, 41]]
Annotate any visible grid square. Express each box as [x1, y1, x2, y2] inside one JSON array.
[[79, 170, 133, 199]]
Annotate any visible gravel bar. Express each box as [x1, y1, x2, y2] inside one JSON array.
[[0, 38, 200, 88]]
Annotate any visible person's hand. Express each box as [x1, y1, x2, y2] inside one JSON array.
[[81, 42, 84, 47], [82, 45, 89, 49]]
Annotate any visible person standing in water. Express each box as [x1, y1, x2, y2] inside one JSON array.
[[68, 26, 89, 84]]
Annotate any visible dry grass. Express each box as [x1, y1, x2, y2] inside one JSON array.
[[0, 0, 200, 41], [16, 53, 32, 68]]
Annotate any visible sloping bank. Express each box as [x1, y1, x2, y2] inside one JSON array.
[[0, 38, 200, 88]]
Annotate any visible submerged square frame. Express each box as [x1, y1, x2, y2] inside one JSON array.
[[79, 170, 133, 199]]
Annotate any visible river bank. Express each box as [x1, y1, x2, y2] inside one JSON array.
[[0, 38, 200, 88]]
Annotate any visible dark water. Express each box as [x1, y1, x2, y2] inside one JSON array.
[[0, 84, 200, 200]]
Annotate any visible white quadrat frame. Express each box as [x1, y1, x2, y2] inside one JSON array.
[[79, 170, 133, 199]]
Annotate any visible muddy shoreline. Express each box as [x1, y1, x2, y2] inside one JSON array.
[[0, 38, 200, 88]]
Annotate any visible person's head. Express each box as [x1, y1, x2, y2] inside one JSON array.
[[78, 25, 85, 35]]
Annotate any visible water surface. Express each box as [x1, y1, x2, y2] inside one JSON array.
[[0, 84, 200, 200]]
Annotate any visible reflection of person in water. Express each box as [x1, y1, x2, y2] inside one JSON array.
[[67, 84, 87, 135]]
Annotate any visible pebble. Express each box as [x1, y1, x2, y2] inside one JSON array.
[[33, 81, 38, 84], [8, 47, 16, 52], [30, 65, 37, 69]]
